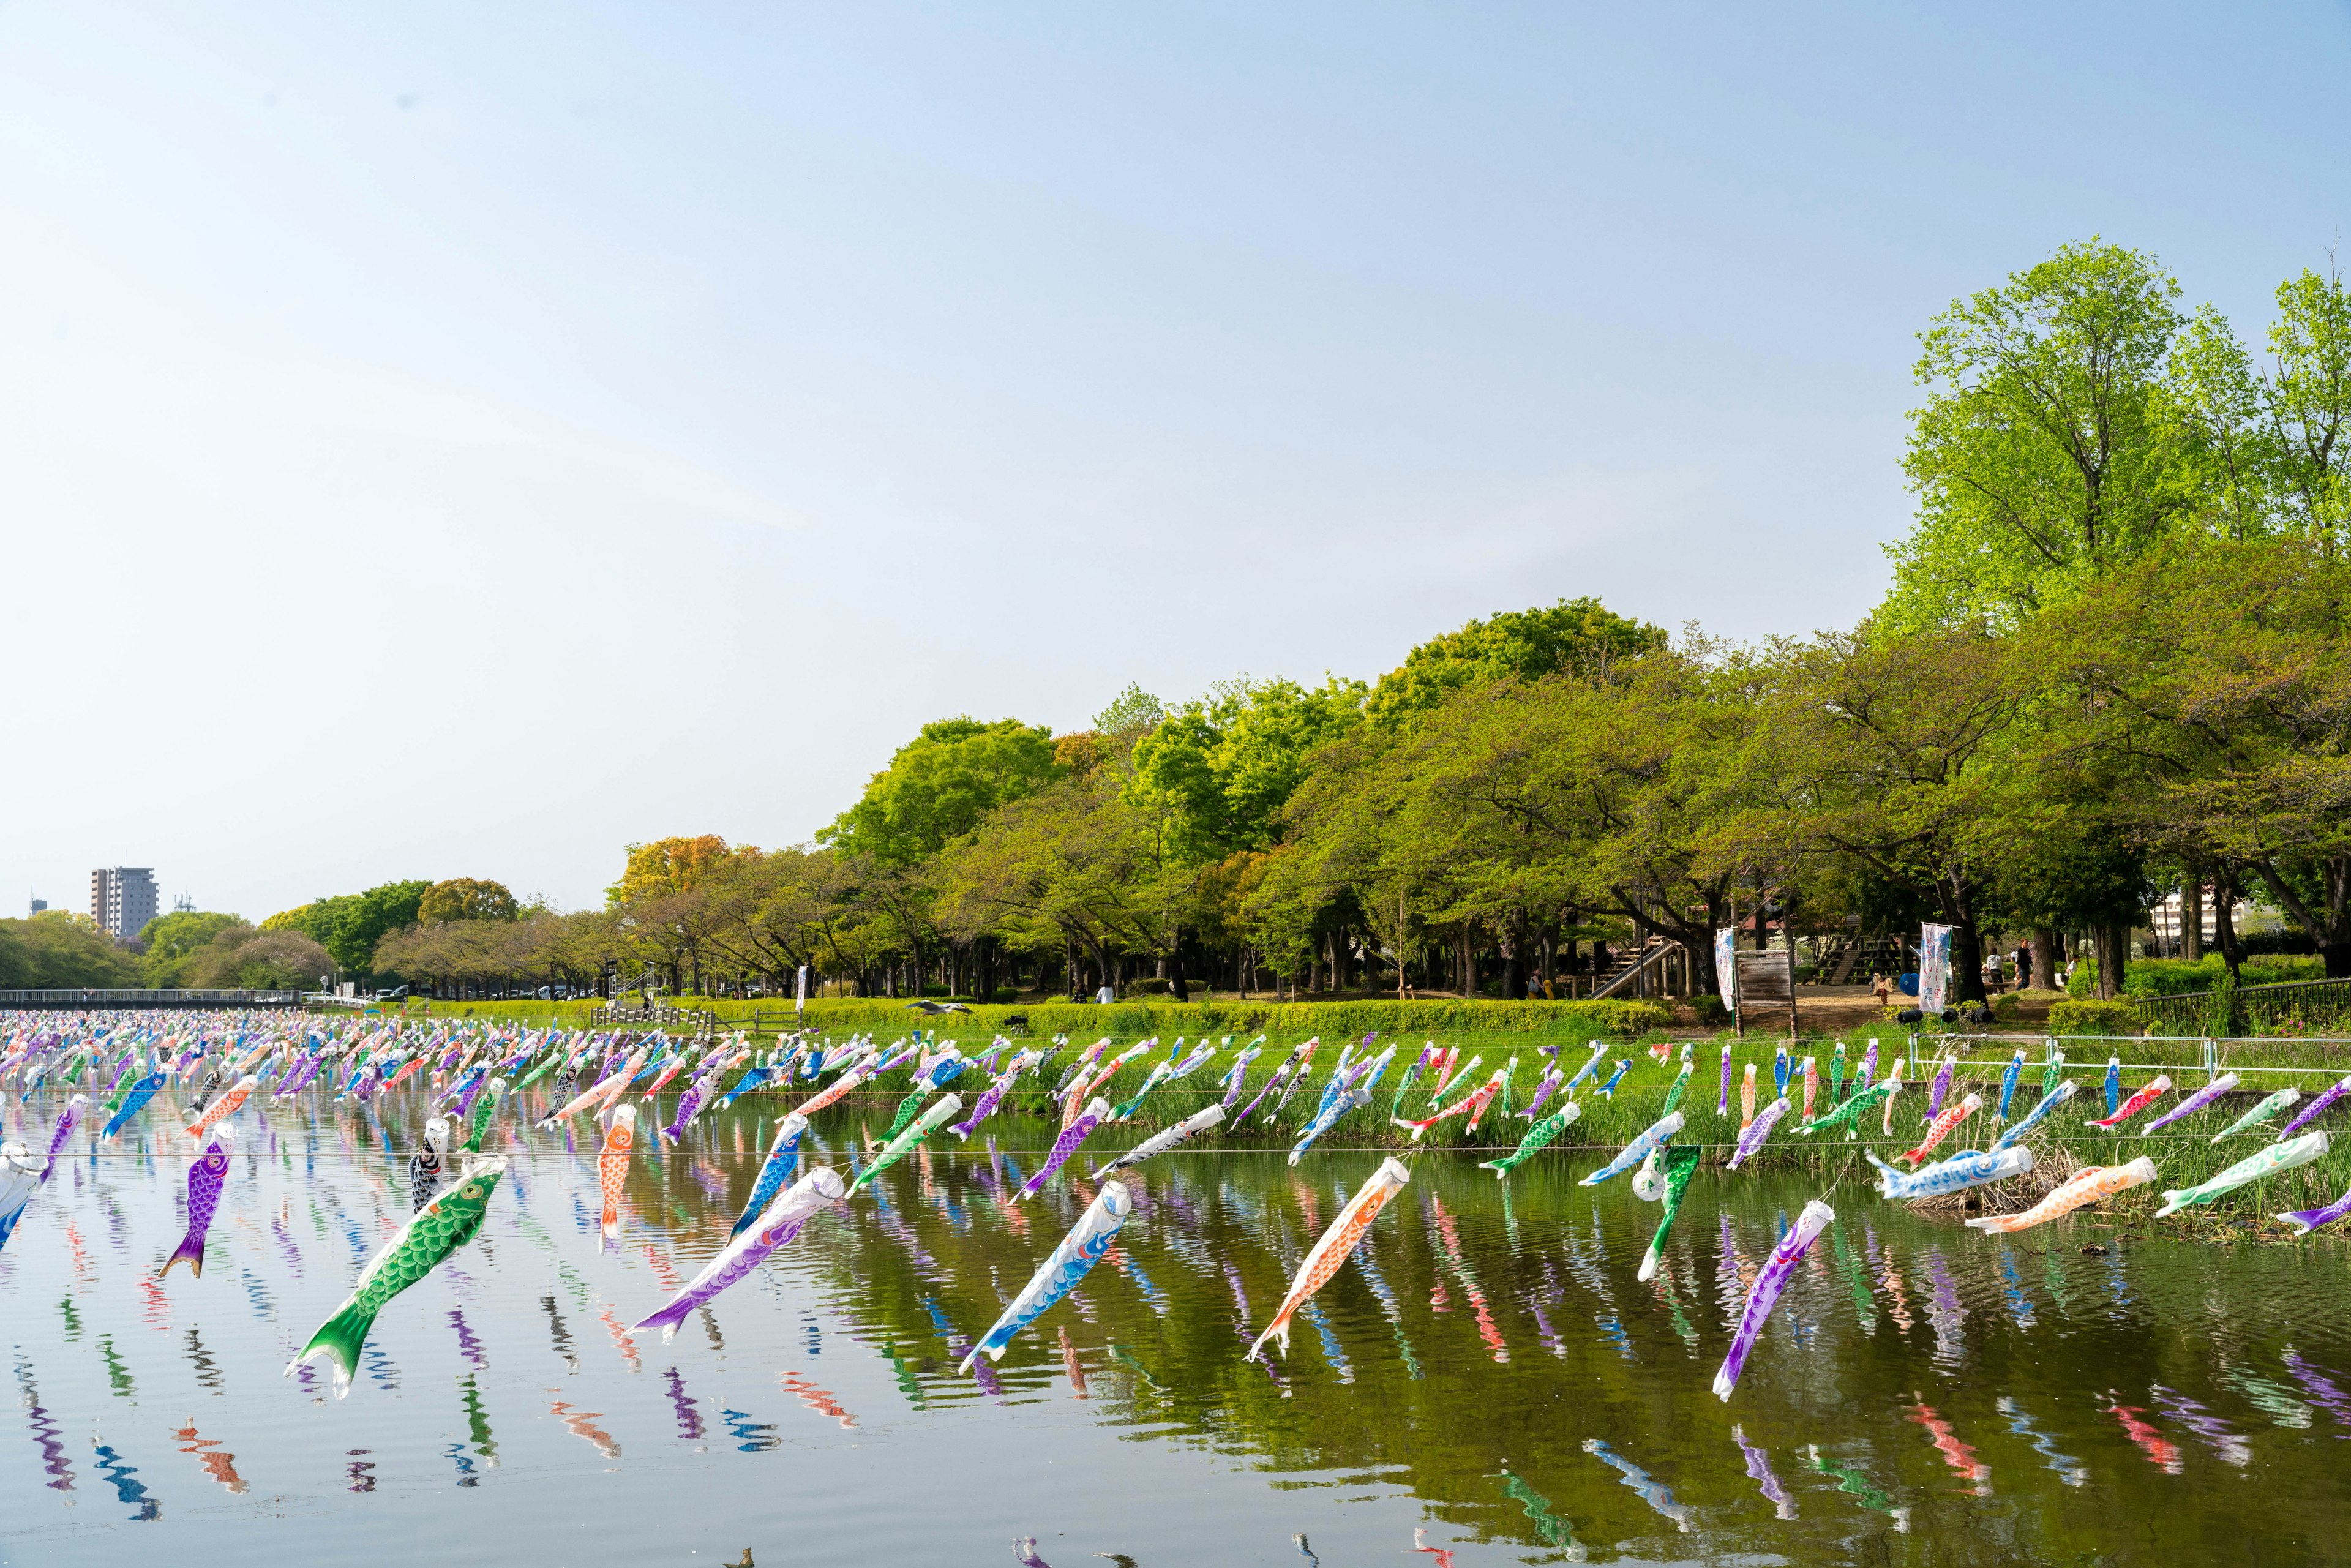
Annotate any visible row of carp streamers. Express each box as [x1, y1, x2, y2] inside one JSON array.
[[6, 1017, 2350, 1405]]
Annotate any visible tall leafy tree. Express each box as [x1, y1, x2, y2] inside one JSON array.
[[2041, 535, 2351, 975], [606, 835, 760, 906], [1891, 239, 2191, 625], [137, 910, 246, 986], [1741, 623, 2035, 1003], [822, 718, 1061, 869], [1365, 598, 1664, 727], [419, 878, 521, 925], [1127, 676, 1367, 863]]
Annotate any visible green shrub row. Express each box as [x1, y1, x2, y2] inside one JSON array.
[[701, 995, 1676, 1040], [2048, 999, 2146, 1036]]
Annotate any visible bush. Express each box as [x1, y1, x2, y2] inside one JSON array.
[[2121, 955, 2326, 996], [1686, 996, 1730, 1026], [2049, 999, 2144, 1037]]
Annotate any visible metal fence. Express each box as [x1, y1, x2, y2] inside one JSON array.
[[2137, 976, 2351, 1037], [1917, 1030, 2351, 1087], [0, 988, 302, 1010]]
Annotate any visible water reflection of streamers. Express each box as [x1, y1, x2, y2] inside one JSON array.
[[139, 1277, 171, 1333], [550, 1399, 621, 1458], [2152, 1383, 2251, 1466], [598, 1305, 643, 1373], [1582, 1438, 1692, 1532], [664, 1365, 706, 1440], [460, 1372, 499, 1468], [1499, 1467, 1580, 1556], [781, 1368, 858, 1428], [1997, 1396, 2087, 1485], [1651, 1261, 1700, 1350], [173, 1418, 247, 1493], [1058, 1325, 1089, 1400], [1426, 1195, 1507, 1363], [15, 1355, 75, 1494], [2224, 1367, 2314, 1430], [637, 1242, 683, 1293], [94, 1441, 162, 1517], [1921, 1251, 1967, 1367], [541, 1294, 580, 1373], [1352, 1243, 1423, 1378], [1730, 1423, 1795, 1518], [2105, 1394, 2184, 1474], [448, 1307, 489, 1368], [1103, 1244, 1169, 1316], [1562, 1221, 1629, 1361], [1221, 1261, 1283, 1387], [1994, 1247, 2034, 1330], [182, 1327, 223, 1393], [2281, 1349, 2351, 1434], [1902, 1395, 1990, 1494]]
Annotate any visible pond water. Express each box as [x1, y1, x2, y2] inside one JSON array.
[[4, 1090, 2349, 1567]]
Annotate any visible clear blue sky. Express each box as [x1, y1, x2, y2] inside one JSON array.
[[5, 1, 2346, 920]]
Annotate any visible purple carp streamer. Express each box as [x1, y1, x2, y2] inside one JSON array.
[[1713, 1199, 1834, 1401]]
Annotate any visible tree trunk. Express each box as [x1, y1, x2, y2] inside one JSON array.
[[1169, 945, 1188, 1003], [1950, 920, 1987, 1005], [2030, 929, 2059, 991], [2214, 873, 2248, 985], [2181, 881, 2203, 962], [2093, 923, 2129, 1000]]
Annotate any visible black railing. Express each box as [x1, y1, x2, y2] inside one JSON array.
[[590, 1001, 722, 1038], [2139, 976, 2351, 1035], [0, 989, 302, 1010]]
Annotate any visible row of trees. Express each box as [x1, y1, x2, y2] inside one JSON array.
[[0, 908, 340, 992], [332, 241, 2350, 1010]]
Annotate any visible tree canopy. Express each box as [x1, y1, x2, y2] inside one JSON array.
[[350, 240, 2351, 1003]]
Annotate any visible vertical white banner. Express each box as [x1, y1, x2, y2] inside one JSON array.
[[1714, 928, 1739, 1005], [1919, 923, 1952, 1013], [795, 964, 808, 1014]]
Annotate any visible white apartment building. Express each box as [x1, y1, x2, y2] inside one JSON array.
[[91, 866, 159, 943]]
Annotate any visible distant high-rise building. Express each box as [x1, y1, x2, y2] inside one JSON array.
[[28, 898, 46, 915], [91, 868, 159, 943]]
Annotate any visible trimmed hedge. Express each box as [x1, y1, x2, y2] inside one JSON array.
[[387, 994, 1677, 1040], [704, 996, 1674, 1040], [2049, 999, 2146, 1037]]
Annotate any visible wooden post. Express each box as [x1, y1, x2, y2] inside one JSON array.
[[1787, 940, 1799, 1039]]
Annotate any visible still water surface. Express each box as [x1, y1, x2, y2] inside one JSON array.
[[4, 1092, 2349, 1566]]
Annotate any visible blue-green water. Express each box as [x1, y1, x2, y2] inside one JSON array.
[[6, 1089, 2351, 1566]]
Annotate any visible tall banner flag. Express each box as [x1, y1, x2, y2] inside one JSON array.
[[1715, 928, 1739, 1006], [1919, 924, 1953, 1013], [795, 965, 808, 1015]]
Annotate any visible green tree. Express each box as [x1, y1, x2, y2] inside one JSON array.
[[2256, 265, 2351, 539], [137, 910, 246, 986], [821, 718, 1062, 869], [1365, 598, 1665, 728], [2041, 535, 2351, 975], [419, 878, 520, 925], [1890, 239, 2192, 625], [1127, 676, 1367, 863], [0, 913, 140, 987], [263, 895, 359, 945], [331, 880, 434, 972], [1740, 623, 2036, 1003]]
